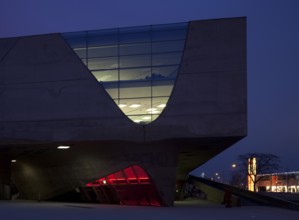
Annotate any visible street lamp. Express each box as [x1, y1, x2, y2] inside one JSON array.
[[229, 163, 238, 186]]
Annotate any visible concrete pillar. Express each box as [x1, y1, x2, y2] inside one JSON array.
[[175, 179, 187, 200], [0, 154, 11, 200]]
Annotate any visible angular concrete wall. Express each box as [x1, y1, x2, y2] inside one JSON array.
[[0, 34, 143, 142], [147, 17, 247, 140]]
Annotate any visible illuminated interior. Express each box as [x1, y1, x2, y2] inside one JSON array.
[[256, 172, 299, 193], [62, 23, 187, 124], [85, 165, 162, 206]]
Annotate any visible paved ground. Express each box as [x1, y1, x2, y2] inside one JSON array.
[[1, 199, 299, 220]]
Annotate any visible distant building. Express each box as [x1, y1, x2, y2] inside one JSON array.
[[0, 17, 247, 206], [256, 172, 299, 193]]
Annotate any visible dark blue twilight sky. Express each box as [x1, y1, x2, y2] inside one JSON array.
[[1, 0, 299, 177]]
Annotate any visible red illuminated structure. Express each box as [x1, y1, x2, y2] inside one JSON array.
[[85, 165, 162, 206]]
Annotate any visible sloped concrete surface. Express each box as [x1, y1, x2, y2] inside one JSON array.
[[0, 200, 299, 220]]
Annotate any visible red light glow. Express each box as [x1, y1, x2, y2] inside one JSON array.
[[85, 165, 162, 206]]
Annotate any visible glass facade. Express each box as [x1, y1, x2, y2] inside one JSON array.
[[62, 23, 188, 124]]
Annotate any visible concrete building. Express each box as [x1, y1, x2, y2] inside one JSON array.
[[0, 17, 247, 206]]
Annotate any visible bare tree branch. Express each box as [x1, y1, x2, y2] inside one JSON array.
[[236, 153, 280, 192]]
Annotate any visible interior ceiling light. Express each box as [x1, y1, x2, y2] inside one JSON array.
[[142, 116, 151, 120], [146, 108, 157, 112], [57, 146, 70, 149], [157, 104, 166, 108], [146, 110, 160, 114], [149, 110, 160, 114], [11, 160, 17, 163], [134, 120, 142, 123], [129, 104, 141, 108], [118, 104, 127, 108]]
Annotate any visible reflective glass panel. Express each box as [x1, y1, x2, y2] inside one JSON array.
[[119, 26, 151, 33], [127, 114, 159, 124], [120, 54, 151, 68], [152, 97, 169, 109], [118, 97, 151, 116], [152, 29, 187, 41], [119, 26, 151, 44], [81, 59, 87, 65], [62, 22, 188, 124], [152, 53, 182, 66], [88, 28, 118, 37], [119, 32, 151, 44], [88, 36, 118, 46], [88, 57, 118, 70], [102, 82, 118, 99], [119, 81, 151, 98], [88, 45, 118, 58], [151, 23, 188, 31], [152, 80, 175, 97], [88, 29, 118, 46], [152, 66, 179, 80], [92, 70, 118, 82], [61, 31, 86, 39], [120, 43, 151, 55], [152, 40, 185, 53], [65, 38, 86, 48], [120, 68, 151, 81], [74, 48, 86, 59]]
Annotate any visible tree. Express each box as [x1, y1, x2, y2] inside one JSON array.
[[230, 171, 246, 188], [237, 153, 280, 192]]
